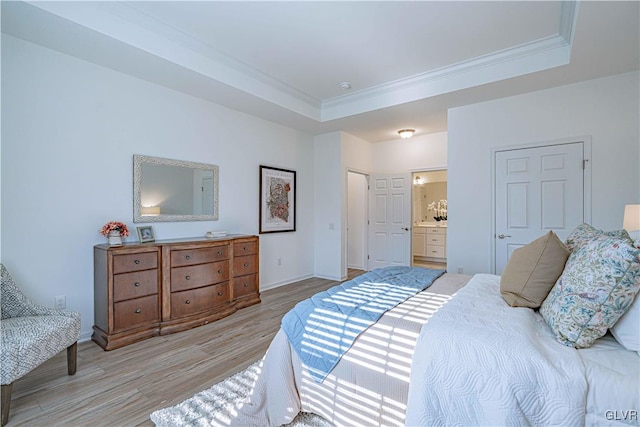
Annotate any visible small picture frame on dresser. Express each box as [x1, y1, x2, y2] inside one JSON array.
[[136, 226, 155, 243]]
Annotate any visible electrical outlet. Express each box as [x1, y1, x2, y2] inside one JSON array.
[[54, 295, 66, 310], [457, 266, 464, 274]]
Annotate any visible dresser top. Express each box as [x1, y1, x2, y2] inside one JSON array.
[[94, 234, 256, 249]]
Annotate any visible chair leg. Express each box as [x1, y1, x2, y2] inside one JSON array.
[[67, 342, 78, 376], [1, 383, 12, 427]]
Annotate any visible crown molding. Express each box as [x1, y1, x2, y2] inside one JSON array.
[[321, 33, 572, 121], [24, 0, 579, 124], [26, 1, 323, 120]]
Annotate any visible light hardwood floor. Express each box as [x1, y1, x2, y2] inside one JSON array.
[[6, 270, 364, 426], [412, 260, 446, 270]]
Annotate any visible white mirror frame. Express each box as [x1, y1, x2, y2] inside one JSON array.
[[133, 154, 219, 223]]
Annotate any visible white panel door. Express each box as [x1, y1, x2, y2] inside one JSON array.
[[368, 174, 411, 270], [495, 143, 585, 274]]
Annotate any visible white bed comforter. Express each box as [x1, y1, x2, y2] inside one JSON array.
[[405, 273, 588, 426], [234, 273, 637, 426]]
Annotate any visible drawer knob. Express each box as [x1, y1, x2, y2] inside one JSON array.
[[217, 250, 223, 255], [243, 283, 249, 288], [185, 299, 191, 304], [135, 308, 141, 314], [217, 291, 223, 296], [134, 259, 140, 264], [186, 275, 191, 280], [218, 269, 223, 274], [243, 263, 249, 268], [134, 282, 140, 287], [185, 255, 191, 260], [243, 246, 247, 251]]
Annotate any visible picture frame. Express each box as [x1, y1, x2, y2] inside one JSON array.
[[259, 165, 296, 233], [136, 225, 155, 243]]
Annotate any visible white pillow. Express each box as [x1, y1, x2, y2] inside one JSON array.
[[611, 295, 640, 354]]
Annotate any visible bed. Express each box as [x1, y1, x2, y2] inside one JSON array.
[[231, 224, 640, 426], [232, 269, 639, 427]]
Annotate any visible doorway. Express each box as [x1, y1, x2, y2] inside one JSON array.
[[347, 171, 368, 271], [412, 170, 448, 270]]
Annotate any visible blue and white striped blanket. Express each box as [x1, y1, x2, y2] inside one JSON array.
[[281, 266, 445, 382]]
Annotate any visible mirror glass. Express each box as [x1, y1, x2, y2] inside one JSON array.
[[133, 154, 219, 223]]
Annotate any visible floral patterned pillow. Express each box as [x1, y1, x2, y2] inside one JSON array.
[[540, 235, 640, 348], [565, 223, 632, 251]]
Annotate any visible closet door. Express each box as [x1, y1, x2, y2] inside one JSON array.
[[494, 142, 586, 274]]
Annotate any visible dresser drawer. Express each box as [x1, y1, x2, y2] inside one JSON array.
[[171, 261, 229, 292], [113, 269, 158, 302], [234, 240, 257, 257], [171, 282, 230, 318], [233, 274, 258, 299], [426, 227, 446, 235], [113, 295, 159, 331], [426, 245, 446, 258], [171, 245, 229, 267], [113, 252, 158, 274], [234, 255, 258, 276], [426, 234, 446, 246]]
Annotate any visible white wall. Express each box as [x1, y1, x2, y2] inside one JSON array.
[[448, 71, 640, 275], [373, 132, 447, 173], [313, 133, 342, 279], [1, 35, 315, 340]]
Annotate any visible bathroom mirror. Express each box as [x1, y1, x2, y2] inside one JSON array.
[[133, 154, 219, 223]]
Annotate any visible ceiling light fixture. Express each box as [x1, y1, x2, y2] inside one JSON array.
[[398, 129, 415, 139], [339, 81, 351, 90]]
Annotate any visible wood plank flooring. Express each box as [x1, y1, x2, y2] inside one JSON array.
[[5, 270, 364, 427]]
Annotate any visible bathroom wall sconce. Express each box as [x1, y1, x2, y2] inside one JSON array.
[[398, 129, 415, 139], [414, 176, 424, 185], [141, 206, 161, 216]]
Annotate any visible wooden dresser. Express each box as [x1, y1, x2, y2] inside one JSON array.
[[93, 235, 260, 350]]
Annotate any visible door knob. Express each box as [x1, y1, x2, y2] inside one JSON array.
[[497, 234, 512, 239], [402, 227, 409, 231]]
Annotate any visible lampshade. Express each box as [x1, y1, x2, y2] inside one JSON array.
[[398, 129, 415, 139], [141, 206, 161, 216], [623, 204, 640, 232]]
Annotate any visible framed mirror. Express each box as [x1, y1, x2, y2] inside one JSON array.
[[133, 154, 219, 223]]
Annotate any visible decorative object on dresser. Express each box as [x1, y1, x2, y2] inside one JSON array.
[[100, 221, 130, 246], [136, 225, 155, 243], [259, 165, 296, 233], [93, 235, 260, 350]]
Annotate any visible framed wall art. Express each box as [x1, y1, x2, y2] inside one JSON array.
[[259, 165, 296, 233]]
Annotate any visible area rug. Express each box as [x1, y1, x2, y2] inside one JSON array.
[[150, 361, 334, 427]]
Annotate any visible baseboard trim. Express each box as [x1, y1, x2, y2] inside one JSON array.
[[260, 273, 315, 291]]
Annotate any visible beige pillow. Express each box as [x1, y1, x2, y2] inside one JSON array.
[[500, 231, 570, 308]]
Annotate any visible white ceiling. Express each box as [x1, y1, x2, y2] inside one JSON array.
[[2, 1, 639, 142]]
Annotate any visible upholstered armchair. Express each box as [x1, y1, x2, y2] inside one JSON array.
[[0, 264, 81, 426]]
